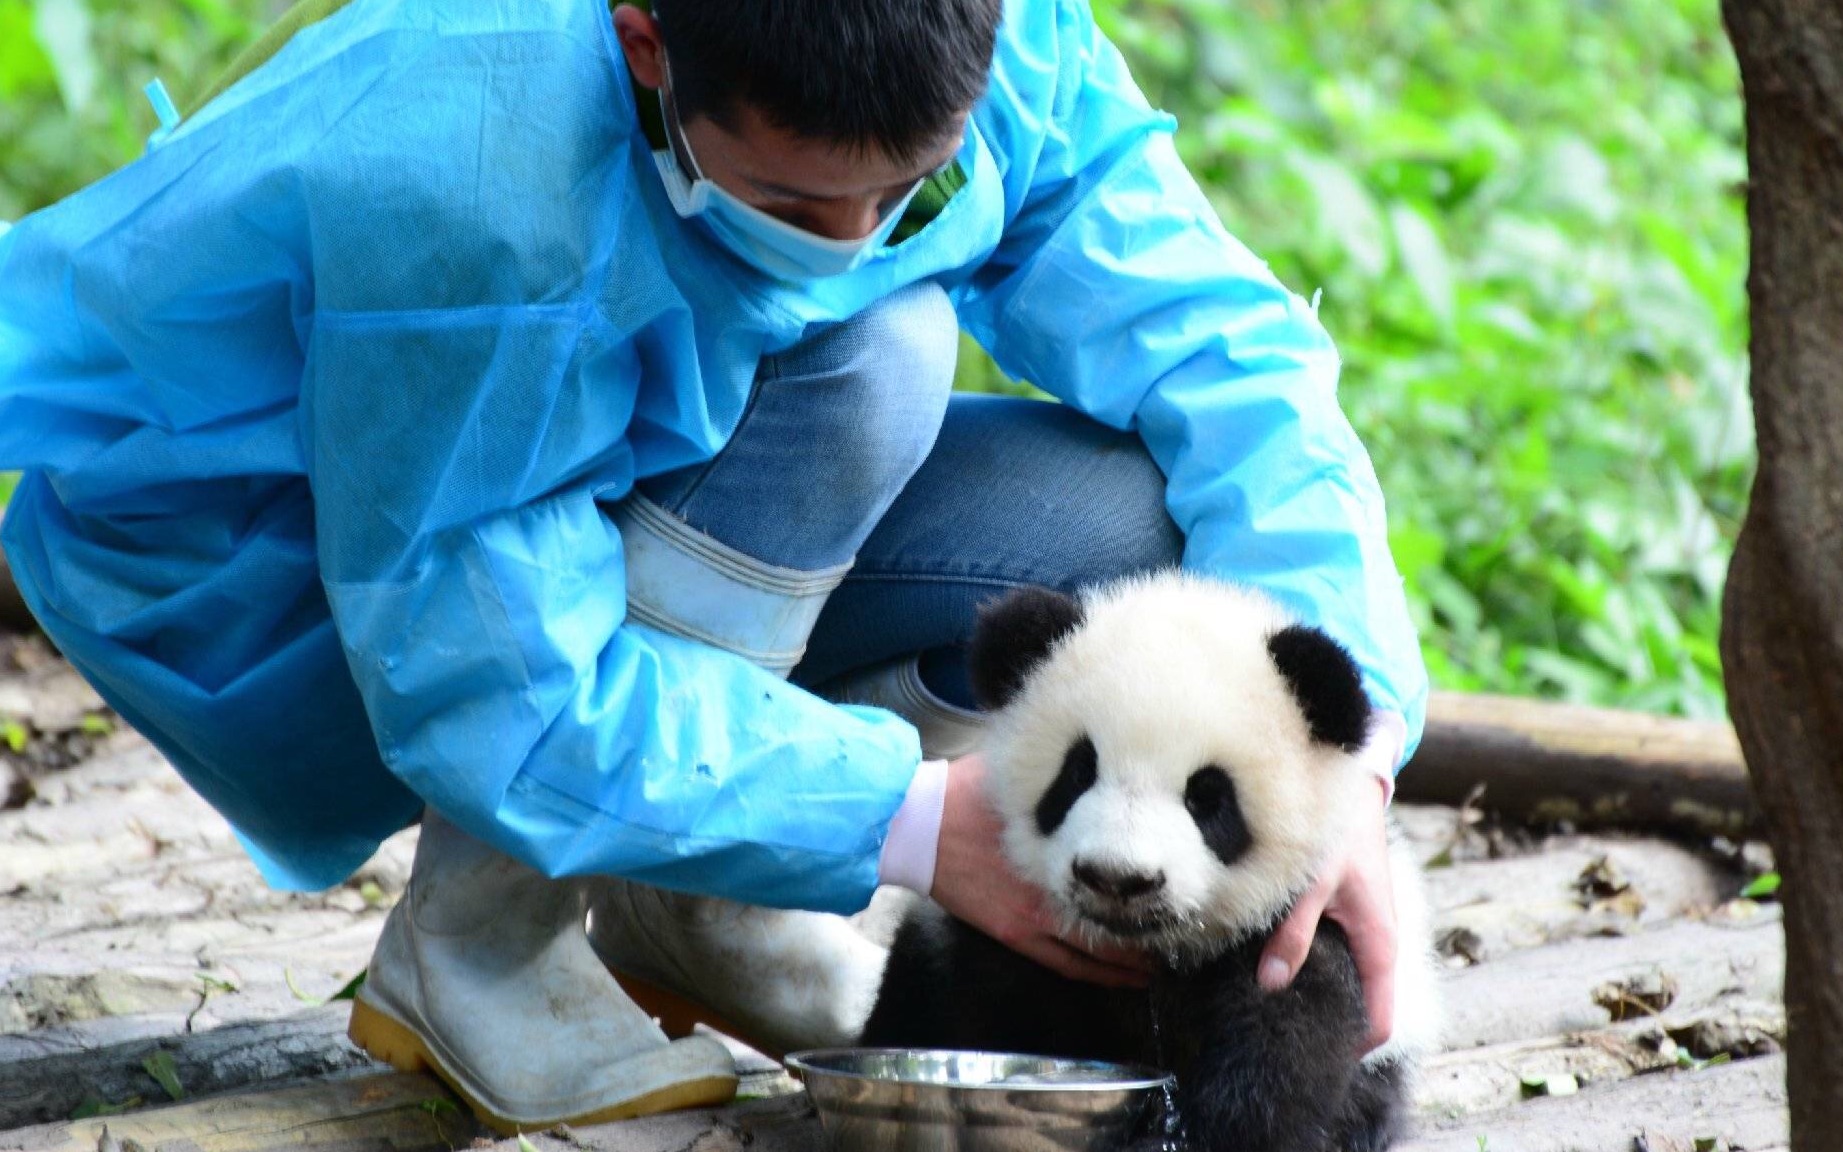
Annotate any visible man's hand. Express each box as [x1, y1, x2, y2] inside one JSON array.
[[1258, 776, 1396, 1053], [929, 753, 1152, 988]]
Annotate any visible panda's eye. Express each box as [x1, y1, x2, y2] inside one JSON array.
[[1035, 737, 1099, 835], [1185, 765, 1251, 865], [1184, 765, 1232, 817]]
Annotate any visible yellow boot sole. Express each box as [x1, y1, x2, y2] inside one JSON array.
[[347, 997, 738, 1136]]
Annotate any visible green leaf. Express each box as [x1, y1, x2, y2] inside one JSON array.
[[197, 972, 238, 994], [1387, 523, 1445, 585], [1291, 154, 1389, 279], [142, 1051, 185, 1101], [1518, 1072, 1578, 1097], [283, 967, 313, 1003], [1530, 137, 1619, 225], [32, 0, 98, 114], [1390, 203, 1456, 327], [0, 1, 55, 100], [0, 720, 27, 754], [1739, 872, 1781, 899], [285, 967, 364, 1006], [518, 1135, 542, 1152], [1420, 569, 1484, 638], [70, 1093, 143, 1120]]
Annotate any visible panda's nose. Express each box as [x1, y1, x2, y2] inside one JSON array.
[[1072, 859, 1167, 901]]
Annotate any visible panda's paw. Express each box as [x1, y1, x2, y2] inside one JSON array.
[[1331, 1058, 1409, 1152]]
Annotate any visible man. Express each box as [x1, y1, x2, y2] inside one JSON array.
[[0, 0, 1427, 1133]]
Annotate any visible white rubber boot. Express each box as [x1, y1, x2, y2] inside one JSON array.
[[824, 653, 987, 760], [589, 655, 977, 1057], [348, 811, 737, 1134], [585, 882, 907, 1058]]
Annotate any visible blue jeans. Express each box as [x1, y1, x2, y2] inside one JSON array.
[[623, 281, 1183, 710]]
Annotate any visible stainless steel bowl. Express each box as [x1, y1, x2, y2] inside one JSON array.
[[784, 1048, 1177, 1152]]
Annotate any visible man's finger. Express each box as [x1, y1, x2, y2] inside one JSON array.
[[1030, 912, 1153, 984], [1331, 900, 1397, 1051], [1066, 933, 1157, 973], [1026, 935, 1152, 988], [1259, 874, 1335, 991], [1017, 899, 1156, 973]]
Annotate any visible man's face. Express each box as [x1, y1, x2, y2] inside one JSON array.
[[675, 104, 966, 243], [614, 4, 967, 244]]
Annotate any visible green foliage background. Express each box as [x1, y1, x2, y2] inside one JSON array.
[[0, 0, 1749, 719]]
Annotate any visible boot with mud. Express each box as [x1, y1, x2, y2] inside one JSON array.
[[348, 810, 737, 1134]]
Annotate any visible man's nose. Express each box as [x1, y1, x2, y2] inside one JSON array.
[[800, 199, 885, 242]]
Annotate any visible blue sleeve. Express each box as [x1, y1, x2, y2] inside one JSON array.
[[295, 26, 921, 915], [309, 333, 921, 914], [957, 0, 1428, 762]]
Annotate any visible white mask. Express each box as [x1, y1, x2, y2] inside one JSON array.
[[651, 81, 925, 281]]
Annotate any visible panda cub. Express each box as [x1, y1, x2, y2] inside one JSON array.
[[859, 573, 1439, 1152]]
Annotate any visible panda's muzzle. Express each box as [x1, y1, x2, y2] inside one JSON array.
[[1071, 859, 1167, 902], [1067, 859, 1176, 938]]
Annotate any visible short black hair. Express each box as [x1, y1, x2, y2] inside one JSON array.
[[654, 0, 1002, 164]]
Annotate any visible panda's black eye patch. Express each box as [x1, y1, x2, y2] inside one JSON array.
[[1035, 737, 1098, 835], [1185, 766, 1251, 865]]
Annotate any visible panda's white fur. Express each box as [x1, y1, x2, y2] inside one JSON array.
[[980, 571, 1440, 1068]]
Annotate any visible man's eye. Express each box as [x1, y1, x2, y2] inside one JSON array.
[[776, 206, 836, 234]]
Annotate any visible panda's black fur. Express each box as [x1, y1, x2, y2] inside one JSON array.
[[859, 576, 1432, 1152]]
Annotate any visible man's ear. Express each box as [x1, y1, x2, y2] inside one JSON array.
[[1266, 625, 1373, 753], [613, 4, 667, 90], [968, 587, 1085, 710]]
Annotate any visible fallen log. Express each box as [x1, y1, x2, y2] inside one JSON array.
[[0, 1069, 817, 1152], [0, 1072, 475, 1152], [0, 1005, 379, 1130], [1401, 692, 1759, 839]]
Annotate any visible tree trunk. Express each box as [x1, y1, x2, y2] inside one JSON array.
[[1718, 1, 1843, 1147]]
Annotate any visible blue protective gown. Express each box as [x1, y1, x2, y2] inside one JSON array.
[[0, 0, 1428, 912]]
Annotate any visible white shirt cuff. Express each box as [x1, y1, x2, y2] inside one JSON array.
[[877, 758, 950, 895], [1358, 710, 1407, 805]]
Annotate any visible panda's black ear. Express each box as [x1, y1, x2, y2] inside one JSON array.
[[969, 586, 1086, 710], [1267, 625, 1373, 752]]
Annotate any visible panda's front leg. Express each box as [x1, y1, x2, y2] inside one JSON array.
[[860, 901, 1145, 1059], [1156, 931, 1372, 1152]]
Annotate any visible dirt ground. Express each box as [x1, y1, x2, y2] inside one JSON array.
[[0, 632, 1789, 1151]]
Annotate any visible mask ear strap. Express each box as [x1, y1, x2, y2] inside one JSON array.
[[657, 54, 706, 183]]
